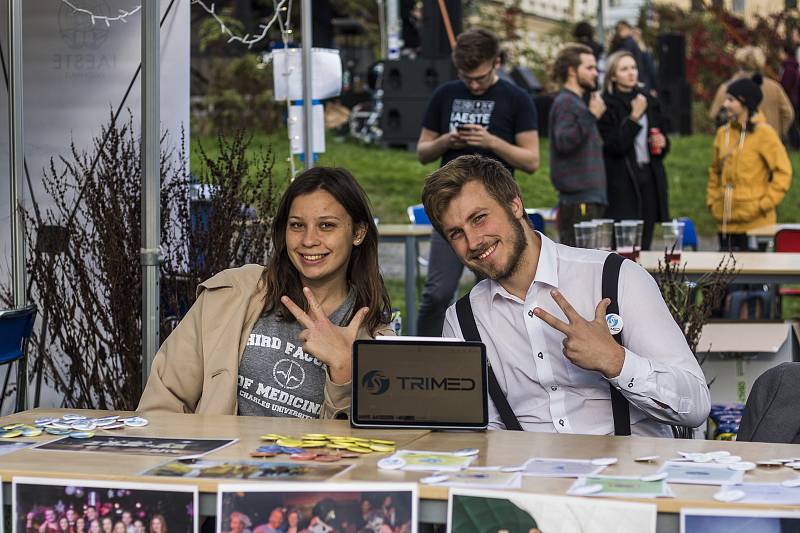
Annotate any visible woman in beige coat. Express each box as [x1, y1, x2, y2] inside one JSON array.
[[138, 167, 393, 419]]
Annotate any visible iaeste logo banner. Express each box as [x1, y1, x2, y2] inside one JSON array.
[[54, 0, 118, 81]]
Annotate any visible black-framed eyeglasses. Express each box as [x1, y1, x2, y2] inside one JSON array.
[[458, 66, 495, 84]]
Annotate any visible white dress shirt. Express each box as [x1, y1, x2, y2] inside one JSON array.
[[443, 232, 710, 437]]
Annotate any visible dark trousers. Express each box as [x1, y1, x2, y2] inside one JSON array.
[[637, 163, 660, 251], [557, 202, 606, 247], [417, 230, 469, 336], [718, 232, 752, 252]]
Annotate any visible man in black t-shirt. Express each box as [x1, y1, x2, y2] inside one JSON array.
[[416, 28, 540, 336]]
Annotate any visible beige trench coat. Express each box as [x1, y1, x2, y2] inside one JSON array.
[[138, 264, 391, 419]]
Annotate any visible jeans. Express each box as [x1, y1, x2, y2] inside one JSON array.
[[417, 230, 471, 336]]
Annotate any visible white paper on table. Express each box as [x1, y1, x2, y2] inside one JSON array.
[[657, 461, 744, 486], [436, 470, 522, 489], [288, 104, 325, 154], [522, 457, 606, 478], [272, 48, 342, 101], [568, 475, 675, 499], [393, 450, 477, 472], [727, 483, 800, 505]]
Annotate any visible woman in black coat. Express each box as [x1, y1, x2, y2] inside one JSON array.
[[598, 50, 671, 250]]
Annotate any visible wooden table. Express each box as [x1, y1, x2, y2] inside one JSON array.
[[5, 409, 800, 532], [639, 250, 800, 284], [747, 223, 800, 249], [377, 224, 433, 335]]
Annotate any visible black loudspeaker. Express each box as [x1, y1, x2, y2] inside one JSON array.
[[659, 82, 692, 135], [380, 58, 456, 149], [510, 66, 543, 94], [421, 0, 462, 58], [657, 33, 686, 83], [533, 93, 554, 138], [381, 99, 430, 147], [382, 58, 456, 100]]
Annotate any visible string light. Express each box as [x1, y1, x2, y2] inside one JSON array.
[[61, 0, 141, 27], [60, 0, 300, 173], [191, 0, 288, 48]]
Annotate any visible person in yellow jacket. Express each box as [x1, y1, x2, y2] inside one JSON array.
[[707, 75, 792, 251]]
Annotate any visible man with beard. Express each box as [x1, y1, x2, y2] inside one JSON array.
[[421, 155, 710, 436], [549, 43, 607, 246]]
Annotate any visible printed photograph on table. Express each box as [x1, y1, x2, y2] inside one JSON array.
[[217, 483, 417, 533], [681, 507, 800, 533], [144, 459, 351, 481], [448, 488, 657, 533], [0, 441, 35, 457], [12, 477, 198, 533], [33, 436, 237, 457]]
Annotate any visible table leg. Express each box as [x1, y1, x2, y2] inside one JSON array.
[[404, 235, 417, 336]]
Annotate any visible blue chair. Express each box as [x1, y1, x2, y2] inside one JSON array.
[[407, 204, 432, 268], [0, 304, 37, 413], [407, 204, 431, 225], [527, 212, 545, 232], [679, 217, 698, 251]]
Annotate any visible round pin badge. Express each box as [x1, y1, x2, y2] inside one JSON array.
[[377, 457, 406, 470], [419, 474, 449, 484], [782, 478, 800, 488], [634, 455, 660, 463], [728, 462, 756, 471], [640, 472, 668, 482], [453, 448, 480, 457], [605, 313, 623, 335], [122, 417, 149, 427], [68, 431, 95, 439], [713, 489, 745, 502], [572, 484, 603, 496], [591, 457, 618, 466]]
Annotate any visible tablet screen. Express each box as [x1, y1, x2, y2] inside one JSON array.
[[351, 339, 488, 429]]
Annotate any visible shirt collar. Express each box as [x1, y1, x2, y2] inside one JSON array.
[[489, 231, 560, 307]]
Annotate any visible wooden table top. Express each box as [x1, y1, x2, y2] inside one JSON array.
[[4, 409, 800, 513], [377, 224, 433, 238], [639, 250, 800, 276], [746, 223, 800, 237], [342, 430, 800, 512], [0, 409, 429, 492]]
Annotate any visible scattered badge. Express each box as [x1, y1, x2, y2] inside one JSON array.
[[378, 457, 406, 470], [591, 457, 618, 466], [713, 489, 745, 502], [420, 474, 449, 484]]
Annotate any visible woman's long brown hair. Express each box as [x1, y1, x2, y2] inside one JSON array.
[[261, 167, 391, 335]]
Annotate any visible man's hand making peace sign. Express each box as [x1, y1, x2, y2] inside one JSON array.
[[281, 287, 369, 385], [533, 289, 626, 379]]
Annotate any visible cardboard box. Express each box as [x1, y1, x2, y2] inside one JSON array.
[[696, 321, 799, 405]]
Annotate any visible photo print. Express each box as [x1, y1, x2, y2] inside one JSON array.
[[217, 482, 417, 533], [13, 477, 198, 533], [448, 488, 656, 533]]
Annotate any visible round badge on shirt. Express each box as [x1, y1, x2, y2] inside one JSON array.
[[605, 313, 623, 335]]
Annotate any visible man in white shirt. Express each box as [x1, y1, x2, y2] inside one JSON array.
[[421, 154, 710, 436]]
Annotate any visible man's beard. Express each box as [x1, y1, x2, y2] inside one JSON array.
[[578, 75, 597, 92], [466, 209, 529, 282]]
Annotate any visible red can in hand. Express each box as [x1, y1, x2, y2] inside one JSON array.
[[648, 127, 662, 156]]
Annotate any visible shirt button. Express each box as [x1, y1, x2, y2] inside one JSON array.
[[537, 352, 544, 359], [558, 418, 565, 427], [551, 385, 558, 391]]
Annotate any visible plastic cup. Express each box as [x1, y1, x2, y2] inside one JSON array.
[[614, 221, 640, 261], [574, 221, 597, 249], [591, 219, 614, 251], [658, 221, 685, 263]]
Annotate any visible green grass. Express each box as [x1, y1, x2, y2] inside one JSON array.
[[191, 130, 800, 234], [191, 130, 800, 325]]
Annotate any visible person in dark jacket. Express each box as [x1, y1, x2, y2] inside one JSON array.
[[780, 43, 800, 149], [598, 50, 670, 250]]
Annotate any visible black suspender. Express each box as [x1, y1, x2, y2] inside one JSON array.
[[602, 253, 632, 436], [455, 294, 523, 431], [455, 252, 631, 435]]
